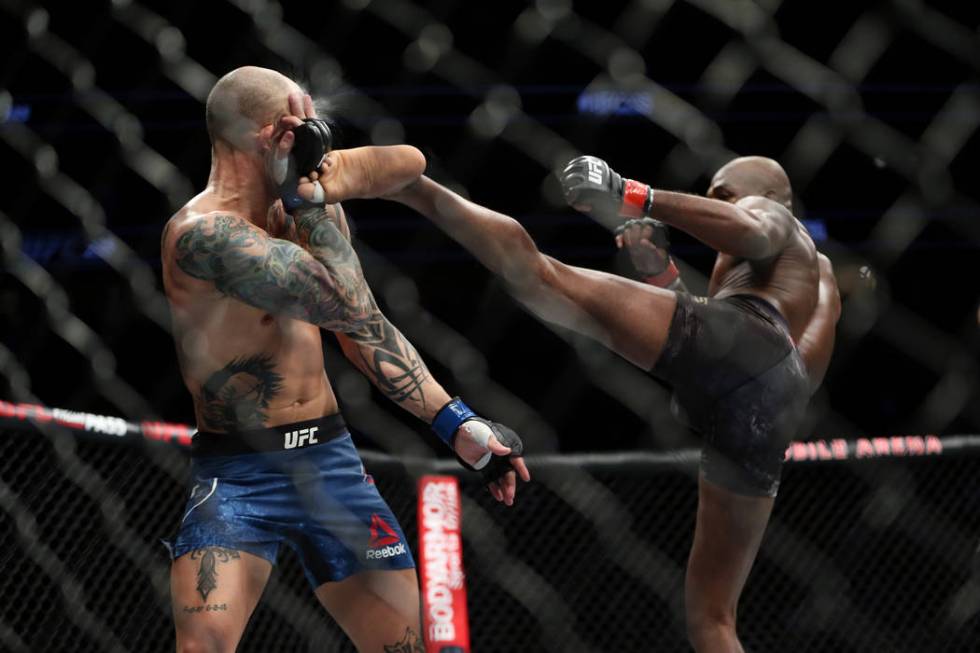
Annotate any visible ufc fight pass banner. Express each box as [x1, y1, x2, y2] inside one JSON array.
[[417, 475, 470, 653]]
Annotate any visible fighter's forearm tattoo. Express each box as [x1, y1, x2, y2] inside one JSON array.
[[175, 213, 374, 331], [383, 627, 425, 653], [342, 317, 432, 412], [199, 354, 284, 431], [189, 547, 240, 602], [293, 206, 433, 413]]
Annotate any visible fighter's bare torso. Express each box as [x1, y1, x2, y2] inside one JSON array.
[[162, 192, 346, 433], [704, 195, 838, 388], [707, 197, 819, 341]]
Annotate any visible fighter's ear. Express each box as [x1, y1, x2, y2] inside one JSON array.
[[255, 122, 277, 152]]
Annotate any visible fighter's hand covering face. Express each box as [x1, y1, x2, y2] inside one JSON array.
[[266, 93, 328, 211], [265, 93, 426, 211]]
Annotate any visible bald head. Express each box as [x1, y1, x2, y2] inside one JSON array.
[[206, 66, 302, 150], [707, 156, 792, 210]]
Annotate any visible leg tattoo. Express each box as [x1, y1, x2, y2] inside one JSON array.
[[383, 627, 425, 653], [189, 547, 241, 602]]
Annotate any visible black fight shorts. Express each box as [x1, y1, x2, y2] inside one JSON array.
[[652, 293, 810, 497]]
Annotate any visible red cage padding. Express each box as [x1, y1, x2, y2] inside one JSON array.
[[417, 475, 470, 653]]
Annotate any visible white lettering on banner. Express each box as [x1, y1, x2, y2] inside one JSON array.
[[420, 480, 467, 643], [0, 402, 130, 436], [83, 413, 128, 437], [283, 426, 320, 449], [50, 408, 87, 428]]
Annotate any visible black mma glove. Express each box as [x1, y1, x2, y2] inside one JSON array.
[[560, 155, 655, 220], [272, 118, 334, 212]]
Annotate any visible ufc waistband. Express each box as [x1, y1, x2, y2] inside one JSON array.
[[191, 413, 349, 457]]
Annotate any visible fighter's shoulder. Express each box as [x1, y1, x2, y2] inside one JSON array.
[[170, 209, 253, 235], [734, 195, 794, 221], [166, 210, 267, 254]]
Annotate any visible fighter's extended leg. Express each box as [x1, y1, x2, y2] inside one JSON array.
[[315, 568, 423, 652], [171, 548, 272, 653], [685, 476, 774, 653], [391, 177, 677, 369]]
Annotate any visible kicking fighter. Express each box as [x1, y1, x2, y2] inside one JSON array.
[[388, 155, 839, 652], [161, 66, 528, 653]]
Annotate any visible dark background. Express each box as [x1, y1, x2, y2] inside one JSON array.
[[2, 2, 980, 652], [1, 0, 978, 454]]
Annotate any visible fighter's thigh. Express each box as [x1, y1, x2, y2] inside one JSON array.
[[538, 256, 677, 369], [685, 476, 774, 618], [171, 548, 273, 653], [315, 568, 422, 653]]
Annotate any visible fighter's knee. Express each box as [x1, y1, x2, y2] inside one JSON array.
[[176, 640, 213, 653], [495, 217, 552, 282], [497, 215, 536, 254], [176, 631, 234, 653]]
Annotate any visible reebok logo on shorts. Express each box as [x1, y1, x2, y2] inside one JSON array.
[[283, 426, 319, 449], [366, 513, 406, 560], [369, 513, 400, 547]]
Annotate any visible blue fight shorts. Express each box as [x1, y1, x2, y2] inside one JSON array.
[[167, 414, 415, 588]]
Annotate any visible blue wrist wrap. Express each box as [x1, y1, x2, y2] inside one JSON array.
[[431, 397, 476, 446]]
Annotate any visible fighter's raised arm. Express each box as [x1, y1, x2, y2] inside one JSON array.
[[561, 156, 796, 260], [173, 205, 377, 333]]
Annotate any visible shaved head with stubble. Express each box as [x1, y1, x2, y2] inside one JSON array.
[[708, 156, 793, 210], [205, 66, 303, 151]]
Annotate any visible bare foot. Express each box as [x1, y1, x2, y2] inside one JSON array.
[[319, 146, 426, 203]]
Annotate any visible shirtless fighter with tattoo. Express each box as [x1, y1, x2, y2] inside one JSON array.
[[387, 155, 839, 652], [161, 66, 529, 653]]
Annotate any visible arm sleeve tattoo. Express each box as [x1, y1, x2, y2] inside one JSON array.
[[175, 211, 374, 331], [175, 208, 443, 419]]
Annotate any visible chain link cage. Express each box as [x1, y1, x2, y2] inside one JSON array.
[[2, 425, 980, 652], [2, 0, 979, 651]]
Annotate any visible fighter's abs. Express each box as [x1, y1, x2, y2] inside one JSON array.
[[175, 309, 340, 433]]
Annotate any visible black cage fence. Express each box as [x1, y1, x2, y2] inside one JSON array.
[[2, 410, 979, 653], [2, 0, 980, 651]]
